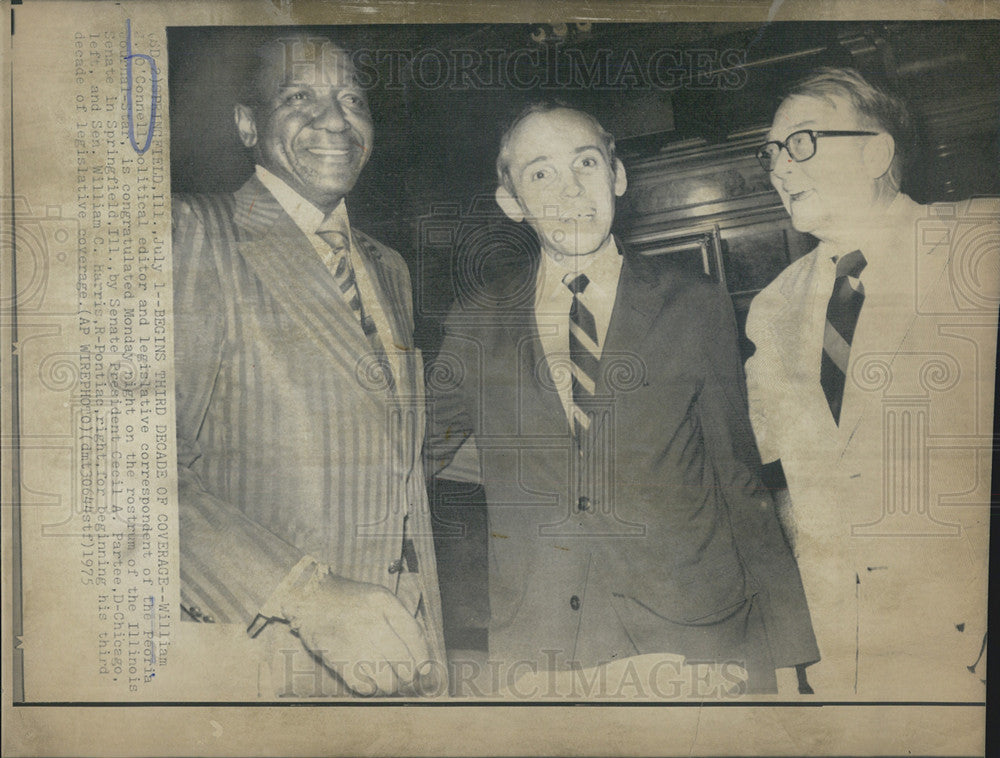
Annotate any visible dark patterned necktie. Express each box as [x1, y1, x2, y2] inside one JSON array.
[[821, 249, 866, 424], [316, 223, 395, 393], [565, 272, 599, 443]]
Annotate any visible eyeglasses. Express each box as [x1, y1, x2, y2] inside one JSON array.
[[756, 129, 879, 172]]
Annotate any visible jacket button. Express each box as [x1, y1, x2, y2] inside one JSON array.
[[576, 496, 591, 513], [388, 559, 404, 574], [570, 595, 581, 611]]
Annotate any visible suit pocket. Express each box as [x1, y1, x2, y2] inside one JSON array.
[[607, 532, 749, 628], [618, 592, 749, 627], [608, 591, 753, 662]]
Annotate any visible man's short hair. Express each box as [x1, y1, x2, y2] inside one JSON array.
[[237, 33, 290, 110], [495, 101, 617, 194], [784, 66, 911, 191], [236, 33, 359, 113]]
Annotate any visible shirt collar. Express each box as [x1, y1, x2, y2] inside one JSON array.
[[255, 165, 350, 240], [816, 192, 922, 292], [816, 192, 917, 274], [535, 236, 622, 308]]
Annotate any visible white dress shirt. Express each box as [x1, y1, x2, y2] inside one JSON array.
[[534, 236, 623, 427]]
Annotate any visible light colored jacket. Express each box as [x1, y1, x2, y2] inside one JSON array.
[[745, 195, 998, 698]]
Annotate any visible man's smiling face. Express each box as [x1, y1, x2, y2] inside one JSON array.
[[500, 108, 626, 260], [238, 38, 374, 211]]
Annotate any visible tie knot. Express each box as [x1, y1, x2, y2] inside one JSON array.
[[317, 229, 349, 253], [564, 273, 590, 296], [835, 249, 866, 280], [316, 213, 350, 250]]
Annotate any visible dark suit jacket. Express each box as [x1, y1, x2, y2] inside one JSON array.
[[426, 249, 817, 687]]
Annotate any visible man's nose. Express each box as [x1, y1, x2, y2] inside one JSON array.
[[771, 145, 795, 178], [561, 173, 584, 198], [311, 98, 349, 131]]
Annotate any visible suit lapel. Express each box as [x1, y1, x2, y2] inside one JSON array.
[[836, 206, 952, 457], [770, 252, 842, 448], [509, 250, 663, 427], [528, 312, 568, 431], [351, 230, 421, 409], [497, 258, 567, 432], [353, 230, 414, 352], [598, 255, 663, 395], [231, 178, 379, 387]]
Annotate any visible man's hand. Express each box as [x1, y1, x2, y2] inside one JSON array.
[[281, 572, 436, 697]]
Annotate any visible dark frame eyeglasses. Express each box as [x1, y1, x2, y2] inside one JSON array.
[[756, 129, 879, 172]]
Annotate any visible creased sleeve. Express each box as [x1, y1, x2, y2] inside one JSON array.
[[743, 284, 785, 465]]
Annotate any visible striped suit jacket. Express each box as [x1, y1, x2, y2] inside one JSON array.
[[172, 176, 446, 685]]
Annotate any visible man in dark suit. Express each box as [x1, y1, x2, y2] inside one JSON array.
[[425, 103, 817, 694], [173, 33, 446, 697]]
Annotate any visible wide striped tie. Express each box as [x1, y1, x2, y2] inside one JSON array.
[[316, 224, 395, 392], [565, 272, 600, 444], [821, 249, 866, 424]]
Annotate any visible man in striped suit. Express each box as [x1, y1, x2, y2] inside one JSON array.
[[173, 34, 446, 697]]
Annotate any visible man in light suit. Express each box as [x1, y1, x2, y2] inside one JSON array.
[[745, 67, 997, 697], [425, 103, 818, 694], [173, 34, 446, 697]]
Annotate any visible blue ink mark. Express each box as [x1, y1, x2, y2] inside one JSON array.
[[124, 19, 158, 155]]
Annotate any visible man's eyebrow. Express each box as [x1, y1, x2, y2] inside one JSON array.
[[519, 155, 550, 172], [771, 119, 818, 137], [275, 78, 363, 91], [573, 145, 603, 154]]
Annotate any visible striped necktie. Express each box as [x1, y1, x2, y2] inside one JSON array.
[[315, 222, 395, 393], [821, 249, 866, 424], [565, 272, 599, 443]]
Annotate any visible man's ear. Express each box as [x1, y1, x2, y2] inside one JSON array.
[[234, 104, 258, 149], [495, 185, 525, 223], [613, 157, 628, 197], [862, 132, 895, 180]]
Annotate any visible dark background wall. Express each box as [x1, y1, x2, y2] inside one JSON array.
[[168, 22, 1000, 651]]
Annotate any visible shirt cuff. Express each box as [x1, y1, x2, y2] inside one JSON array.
[[246, 555, 324, 638]]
